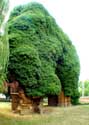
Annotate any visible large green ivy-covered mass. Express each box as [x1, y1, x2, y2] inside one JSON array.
[[7, 2, 80, 102]]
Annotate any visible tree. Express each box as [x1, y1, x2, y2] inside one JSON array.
[[79, 80, 89, 96], [0, 0, 9, 26], [0, 0, 9, 92], [7, 2, 80, 104]]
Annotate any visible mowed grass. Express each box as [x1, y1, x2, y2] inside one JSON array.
[[0, 102, 89, 125]]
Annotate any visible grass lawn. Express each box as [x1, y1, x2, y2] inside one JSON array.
[[0, 102, 89, 125]]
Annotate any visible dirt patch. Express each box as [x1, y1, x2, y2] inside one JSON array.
[[0, 102, 54, 119]]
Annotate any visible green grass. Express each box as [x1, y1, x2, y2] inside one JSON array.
[[0, 103, 89, 125]]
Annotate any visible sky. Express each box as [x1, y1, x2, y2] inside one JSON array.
[[8, 0, 89, 81]]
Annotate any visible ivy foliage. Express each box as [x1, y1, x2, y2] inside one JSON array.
[[8, 2, 80, 100]]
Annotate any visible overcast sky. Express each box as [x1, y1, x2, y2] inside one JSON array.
[[9, 0, 89, 81]]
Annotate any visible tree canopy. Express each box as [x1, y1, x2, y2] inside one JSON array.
[[7, 2, 80, 102]]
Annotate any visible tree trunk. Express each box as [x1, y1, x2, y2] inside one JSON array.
[[32, 97, 43, 114], [48, 95, 58, 106]]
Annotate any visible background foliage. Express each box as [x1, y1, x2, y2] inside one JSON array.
[[0, 0, 9, 92], [79, 80, 89, 96], [0, 0, 9, 26]]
